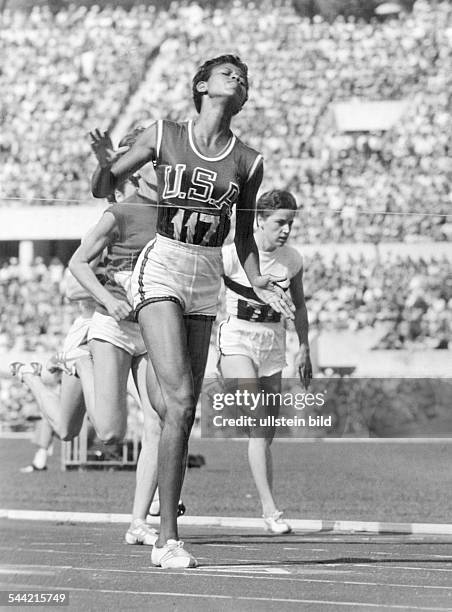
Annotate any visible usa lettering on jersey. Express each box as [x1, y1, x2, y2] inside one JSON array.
[[162, 164, 238, 217]]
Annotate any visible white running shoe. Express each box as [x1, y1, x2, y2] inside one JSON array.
[[19, 464, 47, 473], [263, 511, 292, 534], [125, 520, 158, 546], [151, 539, 198, 568]]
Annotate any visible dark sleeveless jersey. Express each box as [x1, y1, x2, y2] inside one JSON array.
[[137, 119, 263, 247], [97, 200, 157, 319], [104, 201, 157, 275]]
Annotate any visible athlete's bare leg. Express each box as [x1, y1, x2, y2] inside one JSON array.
[[220, 355, 281, 517], [21, 372, 85, 441], [130, 354, 161, 521], [32, 418, 54, 450], [138, 302, 213, 546], [26, 418, 55, 470], [87, 339, 131, 443]]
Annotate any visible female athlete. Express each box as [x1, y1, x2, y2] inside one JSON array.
[[219, 189, 312, 533], [90, 55, 294, 568]]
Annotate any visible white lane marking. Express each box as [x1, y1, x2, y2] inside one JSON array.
[[2, 509, 452, 535], [6, 562, 451, 590], [0, 568, 57, 576], [354, 564, 452, 573], [29, 542, 93, 546], [2, 547, 143, 558], [0, 582, 449, 610], [205, 544, 249, 548], [198, 565, 291, 575]]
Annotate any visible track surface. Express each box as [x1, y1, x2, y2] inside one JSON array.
[[2, 438, 452, 610], [1, 520, 452, 611]]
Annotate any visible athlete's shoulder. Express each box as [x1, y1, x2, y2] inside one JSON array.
[[234, 134, 262, 163], [235, 136, 264, 180], [158, 120, 189, 155], [233, 134, 263, 181], [279, 244, 303, 277]]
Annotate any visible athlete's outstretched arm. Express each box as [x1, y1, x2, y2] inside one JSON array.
[[69, 214, 131, 321], [290, 268, 312, 387], [91, 124, 157, 198], [234, 162, 263, 285], [235, 163, 294, 320]]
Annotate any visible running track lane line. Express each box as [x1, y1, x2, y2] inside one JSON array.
[[1, 509, 452, 535], [2, 564, 452, 590], [0, 583, 450, 611]]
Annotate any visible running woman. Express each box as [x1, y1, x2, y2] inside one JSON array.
[[90, 55, 294, 568], [10, 275, 98, 443], [69, 187, 163, 547], [219, 190, 312, 533]]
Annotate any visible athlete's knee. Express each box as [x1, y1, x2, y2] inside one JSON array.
[[158, 382, 195, 414], [98, 432, 124, 445], [59, 430, 78, 442], [142, 417, 162, 441], [95, 424, 126, 445], [164, 403, 196, 434], [57, 422, 83, 441]]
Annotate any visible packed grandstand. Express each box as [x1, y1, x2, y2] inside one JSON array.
[[0, 0, 451, 428]]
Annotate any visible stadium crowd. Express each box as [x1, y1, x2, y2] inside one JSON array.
[[1, 0, 451, 242], [303, 253, 451, 350]]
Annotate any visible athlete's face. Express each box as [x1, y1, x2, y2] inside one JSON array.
[[204, 63, 248, 112], [258, 209, 296, 250]]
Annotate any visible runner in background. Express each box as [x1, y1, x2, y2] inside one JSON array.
[[219, 189, 312, 533]]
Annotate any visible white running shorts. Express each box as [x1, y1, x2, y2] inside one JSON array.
[[218, 316, 286, 377], [88, 311, 146, 357], [131, 234, 222, 318], [62, 314, 92, 353]]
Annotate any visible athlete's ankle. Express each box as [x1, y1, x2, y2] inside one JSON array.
[[156, 533, 178, 548]]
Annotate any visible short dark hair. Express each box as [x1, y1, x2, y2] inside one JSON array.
[[118, 125, 145, 148], [256, 190, 298, 219], [192, 54, 249, 114]]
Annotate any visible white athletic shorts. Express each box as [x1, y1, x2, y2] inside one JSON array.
[[218, 316, 286, 378], [112, 270, 133, 305], [62, 314, 92, 353], [88, 311, 146, 357], [131, 234, 222, 318]]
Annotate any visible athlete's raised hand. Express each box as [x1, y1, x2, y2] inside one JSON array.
[[103, 295, 132, 322], [89, 129, 128, 168], [252, 275, 295, 320], [295, 345, 312, 390]]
